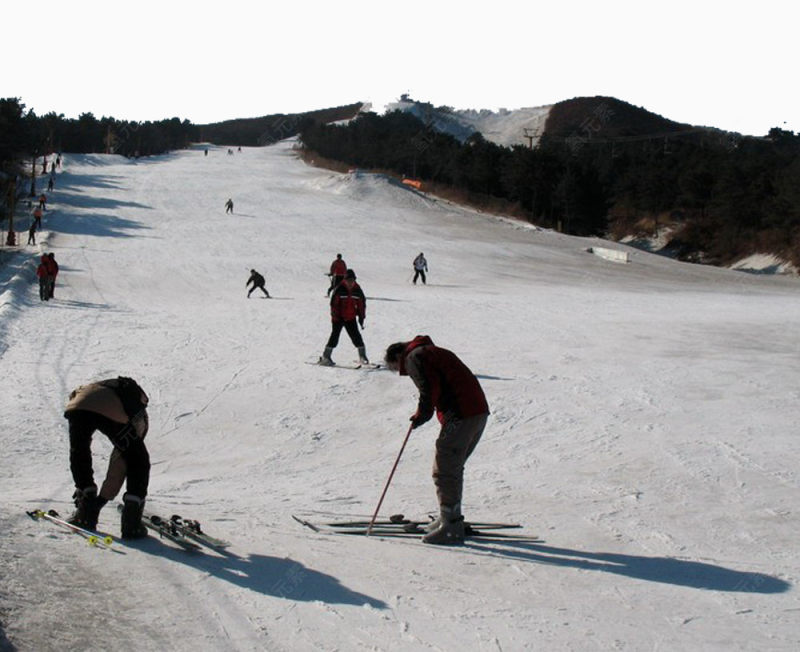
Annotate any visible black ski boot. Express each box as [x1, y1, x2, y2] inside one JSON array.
[[120, 493, 148, 539], [67, 486, 103, 530]]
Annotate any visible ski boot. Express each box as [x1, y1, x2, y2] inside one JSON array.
[[422, 504, 465, 545], [357, 346, 369, 365], [120, 493, 148, 539], [318, 347, 335, 366], [67, 486, 103, 530]]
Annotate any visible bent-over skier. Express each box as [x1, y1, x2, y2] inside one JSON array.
[[384, 336, 489, 545], [246, 269, 271, 298], [63, 377, 151, 538]]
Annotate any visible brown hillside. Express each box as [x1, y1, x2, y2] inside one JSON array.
[[544, 96, 695, 140]]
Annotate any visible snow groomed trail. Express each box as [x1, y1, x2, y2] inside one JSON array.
[[1, 141, 798, 651]]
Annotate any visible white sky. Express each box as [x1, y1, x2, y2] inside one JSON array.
[[3, 0, 796, 136]]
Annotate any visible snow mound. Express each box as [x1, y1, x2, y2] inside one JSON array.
[[386, 100, 552, 148], [730, 253, 797, 275]]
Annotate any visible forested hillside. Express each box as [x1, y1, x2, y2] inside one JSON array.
[[299, 98, 800, 269]]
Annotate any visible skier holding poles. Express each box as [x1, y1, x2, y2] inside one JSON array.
[[382, 336, 489, 545]]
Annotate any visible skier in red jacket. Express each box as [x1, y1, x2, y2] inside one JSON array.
[[319, 269, 368, 365], [326, 253, 347, 297], [36, 255, 50, 301], [45, 253, 59, 298], [384, 335, 489, 545]]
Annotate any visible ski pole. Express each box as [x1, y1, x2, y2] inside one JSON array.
[[367, 423, 414, 536]]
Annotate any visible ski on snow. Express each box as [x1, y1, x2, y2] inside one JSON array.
[[292, 514, 538, 541], [116, 505, 230, 551], [305, 361, 383, 371]]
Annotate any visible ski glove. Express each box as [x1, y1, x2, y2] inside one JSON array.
[[410, 409, 432, 429], [359, 317, 365, 328]]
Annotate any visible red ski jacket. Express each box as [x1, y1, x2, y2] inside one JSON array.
[[330, 280, 365, 322], [330, 258, 347, 276], [399, 335, 489, 424]]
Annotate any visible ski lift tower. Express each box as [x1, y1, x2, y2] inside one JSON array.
[[523, 127, 539, 149]]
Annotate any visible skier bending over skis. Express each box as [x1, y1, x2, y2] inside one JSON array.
[[63, 377, 151, 538], [384, 336, 489, 545], [319, 269, 368, 366], [246, 269, 271, 298]]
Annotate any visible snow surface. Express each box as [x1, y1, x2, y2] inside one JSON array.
[[729, 254, 798, 276], [385, 101, 551, 148], [1, 141, 799, 651]]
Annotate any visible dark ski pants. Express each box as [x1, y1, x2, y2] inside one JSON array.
[[326, 319, 364, 349], [248, 283, 269, 297], [66, 410, 150, 499], [38, 278, 49, 301], [413, 270, 426, 284], [327, 275, 344, 296], [433, 413, 488, 507]]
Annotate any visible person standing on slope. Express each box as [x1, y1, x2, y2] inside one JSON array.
[[326, 253, 347, 297], [384, 336, 489, 545], [319, 269, 368, 365], [45, 253, 59, 299], [412, 252, 428, 285], [225, 198, 234, 214], [36, 255, 50, 301], [246, 269, 271, 298], [63, 377, 151, 538]]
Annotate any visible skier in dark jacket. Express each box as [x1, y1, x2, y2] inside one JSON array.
[[319, 269, 368, 365], [246, 269, 270, 298], [384, 336, 489, 545], [412, 252, 428, 285], [63, 377, 151, 538]]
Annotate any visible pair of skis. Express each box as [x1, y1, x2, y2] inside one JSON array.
[[306, 360, 383, 371], [293, 514, 538, 541], [119, 505, 231, 551]]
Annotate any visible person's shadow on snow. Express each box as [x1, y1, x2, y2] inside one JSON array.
[[129, 538, 388, 607], [463, 540, 790, 593]]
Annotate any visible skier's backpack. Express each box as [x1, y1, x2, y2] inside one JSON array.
[[102, 376, 149, 419]]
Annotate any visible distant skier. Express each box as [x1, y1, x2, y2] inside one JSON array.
[[38, 193, 47, 210], [225, 198, 234, 214], [326, 253, 347, 297], [27, 221, 37, 245], [319, 269, 368, 365], [32, 206, 42, 229], [412, 252, 428, 285], [63, 376, 151, 538], [384, 336, 489, 545], [36, 255, 50, 301], [47, 175, 55, 191], [246, 269, 271, 298], [46, 253, 59, 298]]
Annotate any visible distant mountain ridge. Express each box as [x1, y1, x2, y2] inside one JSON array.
[[386, 95, 727, 149], [196, 102, 364, 146]]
